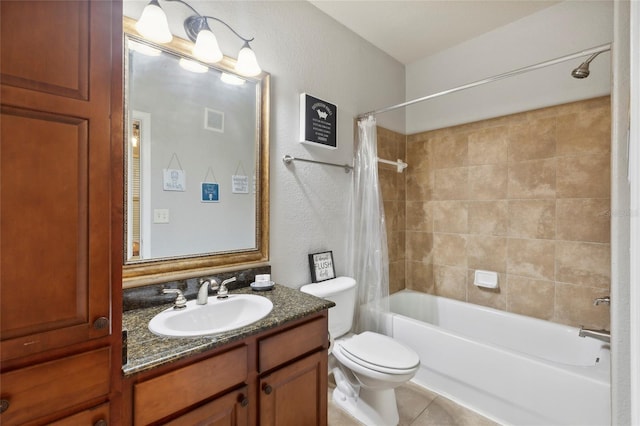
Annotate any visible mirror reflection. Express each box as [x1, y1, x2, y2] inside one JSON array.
[[123, 18, 269, 283]]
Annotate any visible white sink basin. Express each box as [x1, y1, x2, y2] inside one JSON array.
[[148, 294, 273, 337]]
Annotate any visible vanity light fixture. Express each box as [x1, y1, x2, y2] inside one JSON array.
[[136, 0, 262, 76]]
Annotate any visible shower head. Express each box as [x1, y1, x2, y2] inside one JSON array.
[[571, 52, 601, 79]]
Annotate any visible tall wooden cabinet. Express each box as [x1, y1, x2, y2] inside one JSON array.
[[0, 0, 122, 424]]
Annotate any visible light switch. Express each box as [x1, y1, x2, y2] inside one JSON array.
[[153, 209, 170, 223]]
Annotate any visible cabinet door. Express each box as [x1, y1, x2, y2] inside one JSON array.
[[165, 387, 249, 426], [259, 351, 328, 426], [0, 0, 115, 362]]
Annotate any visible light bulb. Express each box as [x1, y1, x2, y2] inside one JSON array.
[[221, 73, 245, 85], [136, 0, 172, 44], [235, 42, 261, 77], [179, 58, 208, 73], [193, 27, 223, 63]]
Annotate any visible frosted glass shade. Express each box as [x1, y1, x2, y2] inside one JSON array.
[[136, 0, 172, 43], [235, 43, 261, 77], [193, 29, 223, 63]]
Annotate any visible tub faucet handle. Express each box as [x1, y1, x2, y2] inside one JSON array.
[[593, 296, 610, 306]]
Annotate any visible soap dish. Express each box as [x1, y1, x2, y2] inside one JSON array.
[[250, 281, 275, 291]]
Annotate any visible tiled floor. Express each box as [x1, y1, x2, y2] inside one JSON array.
[[328, 380, 500, 426]]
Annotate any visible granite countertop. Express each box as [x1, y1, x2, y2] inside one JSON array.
[[122, 284, 333, 376]]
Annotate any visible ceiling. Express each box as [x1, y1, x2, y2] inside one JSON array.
[[308, 1, 561, 65]]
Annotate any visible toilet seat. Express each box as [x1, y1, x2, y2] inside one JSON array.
[[337, 332, 419, 375]]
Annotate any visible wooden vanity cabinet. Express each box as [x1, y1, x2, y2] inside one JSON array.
[[126, 311, 329, 426], [0, 0, 123, 424]]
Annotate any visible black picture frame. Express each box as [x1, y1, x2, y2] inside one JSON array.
[[299, 93, 337, 149], [308, 251, 336, 283]]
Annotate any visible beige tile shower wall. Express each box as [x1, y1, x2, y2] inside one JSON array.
[[377, 127, 407, 294], [404, 96, 611, 329]]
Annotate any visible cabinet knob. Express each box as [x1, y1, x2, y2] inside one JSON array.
[[262, 384, 272, 395], [93, 317, 109, 330], [0, 399, 9, 414], [239, 396, 249, 407], [94, 420, 107, 426]]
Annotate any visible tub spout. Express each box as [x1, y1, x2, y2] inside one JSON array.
[[593, 296, 610, 306], [578, 326, 610, 343]]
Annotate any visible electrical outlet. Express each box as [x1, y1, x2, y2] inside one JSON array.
[[153, 209, 170, 223]]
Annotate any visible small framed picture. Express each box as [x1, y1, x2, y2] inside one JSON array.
[[163, 168, 186, 191], [201, 182, 219, 202], [232, 175, 249, 194], [308, 251, 335, 283]]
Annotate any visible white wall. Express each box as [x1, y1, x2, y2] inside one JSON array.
[[405, 1, 613, 134], [124, 1, 405, 287]]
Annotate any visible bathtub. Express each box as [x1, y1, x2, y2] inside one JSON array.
[[380, 290, 610, 426]]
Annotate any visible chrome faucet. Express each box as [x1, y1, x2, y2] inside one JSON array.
[[196, 276, 236, 303], [579, 326, 610, 343], [197, 277, 221, 305], [593, 296, 610, 306]]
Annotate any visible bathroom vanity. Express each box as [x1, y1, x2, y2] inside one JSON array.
[[121, 285, 333, 425]]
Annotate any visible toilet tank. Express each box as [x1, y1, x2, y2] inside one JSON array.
[[300, 277, 357, 339]]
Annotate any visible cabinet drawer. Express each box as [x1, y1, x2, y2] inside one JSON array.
[[134, 345, 248, 425], [259, 316, 327, 372], [48, 402, 109, 426], [0, 347, 110, 425]]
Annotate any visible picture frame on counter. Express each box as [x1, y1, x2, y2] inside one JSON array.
[[308, 251, 336, 282]]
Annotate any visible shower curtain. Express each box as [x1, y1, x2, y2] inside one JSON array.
[[348, 115, 390, 335]]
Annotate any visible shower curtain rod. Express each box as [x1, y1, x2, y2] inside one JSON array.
[[357, 43, 612, 119]]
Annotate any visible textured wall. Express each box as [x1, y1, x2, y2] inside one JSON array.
[[380, 97, 612, 329]]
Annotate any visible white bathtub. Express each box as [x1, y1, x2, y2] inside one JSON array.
[[381, 290, 611, 426]]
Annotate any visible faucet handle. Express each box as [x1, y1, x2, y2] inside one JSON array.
[[217, 277, 237, 299], [163, 288, 187, 309], [593, 296, 610, 306], [222, 277, 237, 286]]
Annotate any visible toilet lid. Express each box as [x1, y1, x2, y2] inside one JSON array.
[[339, 332, 420, 371]]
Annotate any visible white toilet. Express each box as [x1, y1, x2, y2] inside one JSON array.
[[300, 276, 420, 426]]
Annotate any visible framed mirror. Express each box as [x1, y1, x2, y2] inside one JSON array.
[[123, 17, 269, 287]]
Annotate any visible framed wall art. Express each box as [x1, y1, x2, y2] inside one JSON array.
[[308, 251, 336, 282], [299, 93, 337, 149]]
